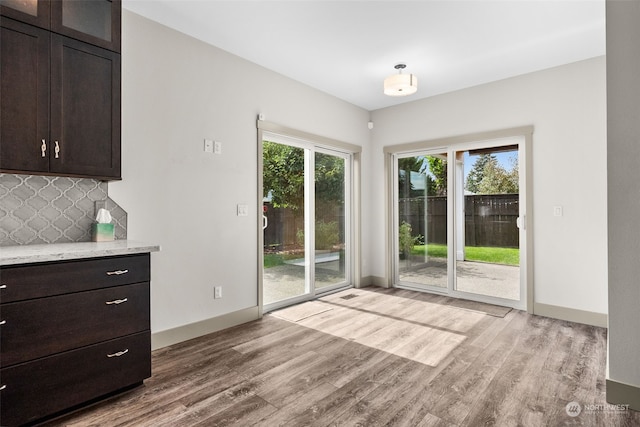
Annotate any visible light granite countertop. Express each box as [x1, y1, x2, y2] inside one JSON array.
[[0, 240, 160, 266]]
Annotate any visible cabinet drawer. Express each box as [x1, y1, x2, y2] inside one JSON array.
[[0, 331, 151, 426], [1, 282, 149, 367], [0, 253, 149, 303]]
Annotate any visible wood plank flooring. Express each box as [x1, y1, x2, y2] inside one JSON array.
[[44, 287, 639, 426]]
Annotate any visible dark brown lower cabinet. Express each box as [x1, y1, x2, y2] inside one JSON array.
[[0, 332, 151, 426], [0, 254, 152, 426]]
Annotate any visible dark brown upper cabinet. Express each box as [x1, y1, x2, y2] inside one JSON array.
[[0, 19, 50, 174], [49, 34, 121, 179], [0, 0, 121, 52], [0, 0, 121, 180]]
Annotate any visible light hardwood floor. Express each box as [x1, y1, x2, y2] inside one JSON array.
[[46, 287, 639, 426]]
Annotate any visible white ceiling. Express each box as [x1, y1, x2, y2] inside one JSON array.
[[123, 0, 605, 111]]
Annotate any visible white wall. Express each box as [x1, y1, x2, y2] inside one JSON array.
[[110, 10, 607, 337], [366, 56, 607, 315], [607, 0, 640, 394], [110, 11, 369, 333]]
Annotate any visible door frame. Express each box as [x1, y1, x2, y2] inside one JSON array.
[[384, 126, 534, 312], [257, 120, 362, 315]]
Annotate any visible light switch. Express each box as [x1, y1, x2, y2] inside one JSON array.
[[553, 206, 563, 217], [214, 141, 222, 154], [237, 204, 248, 217], [204, 139, 214, 153]]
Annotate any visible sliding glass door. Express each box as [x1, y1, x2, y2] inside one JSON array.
[[262, 140, 310, 306], [454, 144, 521, 302], [314, 150, 350, 291], [262, 134, 351, 311], [396, 152, 449, 292], [392, 136, 526, 309]]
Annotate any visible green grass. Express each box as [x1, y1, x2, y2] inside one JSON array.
[[411, 244, 519, 266], [263, 252, 304, 268], [266, 245, 519, 268], [411, 243, 447, 258], [264, 253, 285, 268]]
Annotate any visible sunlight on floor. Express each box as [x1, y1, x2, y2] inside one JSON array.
[[270, 289, 487, 367]]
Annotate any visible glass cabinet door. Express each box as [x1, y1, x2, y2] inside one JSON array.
[[1, 0, 120, 52], [52, 0, 121, 52], [0, 0, 51, 29]]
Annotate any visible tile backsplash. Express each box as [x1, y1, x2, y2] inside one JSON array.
[[0, 174, 127, 246]]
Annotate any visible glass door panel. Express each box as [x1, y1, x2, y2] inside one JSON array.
[[1, 0, 38, 16], [62, 0, 112, 42], [454, 145, 520, 301], [262, 141, 309, 306], [315, 151, 348, 291], [397, 153, 448, 290], [0, 0, 50, 29]]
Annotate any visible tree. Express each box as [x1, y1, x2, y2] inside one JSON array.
[[262, 141, 345, 212], [314, 152, 345, 213], [426, 156, 447, 196], [397, 156, 447, 197], [466, 154, 494, 194], [398, 157, 426, 198], [262, 141, 305, 211], [466, 153, 519, 194]]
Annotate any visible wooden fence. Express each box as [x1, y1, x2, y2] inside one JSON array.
[[263, 203, 345, 251], [399, 194, 519, 248], [264, 194, 519, 250]]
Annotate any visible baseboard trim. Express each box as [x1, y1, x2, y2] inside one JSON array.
[[360, 275, 388, 288], [534, 302, 607, 328], [607, 378, 640, 411], [151, 306, 260, 350]]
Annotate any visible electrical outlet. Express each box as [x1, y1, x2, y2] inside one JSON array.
[[214, 286, 222, 299], [204, 139, 214, 153]]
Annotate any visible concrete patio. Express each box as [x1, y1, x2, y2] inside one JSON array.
[[264, 257, 519, 306]]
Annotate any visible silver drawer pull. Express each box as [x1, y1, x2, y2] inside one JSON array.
[[0, 285, 6, 289], [105, 298, 128, 305], [0, 385, 6, 391], [107, 349, 129, 358], [106, 269, 129, 276], [0, 320, 6, 326]]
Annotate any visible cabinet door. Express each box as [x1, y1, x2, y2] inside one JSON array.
[[51, 0, 120, 52], [50, 34, 121, 180], [0, 0, 50, 29], [0, 332, 151, 426], [0, 18, 50, 174]]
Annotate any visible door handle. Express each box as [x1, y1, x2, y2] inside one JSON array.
[[54, 141, 60, 159], [262, 215, 268, 230], [41, 139, 47, 157]]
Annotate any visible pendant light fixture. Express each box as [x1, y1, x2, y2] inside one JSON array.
[[384, 63, 418, 96]]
